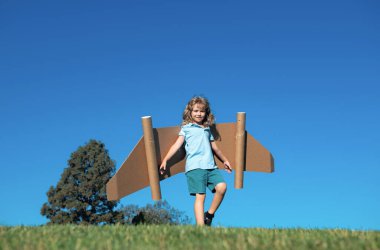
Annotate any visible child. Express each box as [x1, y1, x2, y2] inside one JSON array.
[[159, 96, 232, 226]]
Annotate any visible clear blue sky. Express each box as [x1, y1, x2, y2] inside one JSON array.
[[1, 0, 379, 229]]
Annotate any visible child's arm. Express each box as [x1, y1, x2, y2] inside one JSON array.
[[159, 136, 185, 175], [211, 141, 232, 173]]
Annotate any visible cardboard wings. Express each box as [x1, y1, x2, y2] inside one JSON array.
[[106, 113, 274, 201]]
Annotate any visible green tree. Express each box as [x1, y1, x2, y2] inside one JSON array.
[[123, 200, 191, 225], [41, 140, 123, 225]]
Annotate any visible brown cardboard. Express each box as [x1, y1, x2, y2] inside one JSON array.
[[106, 120, 274, 201], [141, 116, 162, 201], [235, 112, 246, 189]]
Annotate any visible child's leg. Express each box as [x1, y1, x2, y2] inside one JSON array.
[[208, 182, 227, 214], [194, 193, 206, 225]]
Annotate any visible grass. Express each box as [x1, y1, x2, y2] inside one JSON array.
[[0, 225, 379, 250]]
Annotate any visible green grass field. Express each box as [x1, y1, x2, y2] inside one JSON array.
[[1, 225, 379, 250]]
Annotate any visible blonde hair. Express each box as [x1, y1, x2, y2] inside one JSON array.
[[182, 96, 215, 126]]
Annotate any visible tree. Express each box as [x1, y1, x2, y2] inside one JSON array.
[[41, 140, 123, 225], [123, 200, 191, 225]]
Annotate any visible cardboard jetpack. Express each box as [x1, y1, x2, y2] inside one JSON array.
[[106, 112, 274, 201]]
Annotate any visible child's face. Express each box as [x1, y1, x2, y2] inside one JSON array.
[[191, 103, 206, 125]]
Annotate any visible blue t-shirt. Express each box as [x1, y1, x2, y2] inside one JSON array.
[[179, 123, 216, 172]]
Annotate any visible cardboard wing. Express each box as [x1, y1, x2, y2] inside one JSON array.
[[106, 122, 274, 201]]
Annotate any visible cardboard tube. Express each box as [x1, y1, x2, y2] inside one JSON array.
[[235, 112, 246, 189], [142, 116, 162, 200]]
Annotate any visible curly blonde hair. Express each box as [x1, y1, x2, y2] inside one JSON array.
[[182, 96, 215, 126]]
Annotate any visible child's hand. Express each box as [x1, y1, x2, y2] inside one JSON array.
[[223, 161, 232, 173], [159, 161, 167, 175]]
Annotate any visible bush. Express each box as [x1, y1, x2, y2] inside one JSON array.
[[122, 200, 191, 225]]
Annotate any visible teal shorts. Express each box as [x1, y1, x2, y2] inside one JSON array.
[[185, 168, 225, 196]]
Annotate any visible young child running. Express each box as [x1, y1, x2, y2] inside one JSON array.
[[159, 96, 232, 226]]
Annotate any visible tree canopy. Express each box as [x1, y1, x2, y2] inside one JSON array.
[[41, 140, 123, 225]]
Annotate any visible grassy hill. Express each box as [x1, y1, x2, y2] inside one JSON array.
[[1, 225, 379, 250]]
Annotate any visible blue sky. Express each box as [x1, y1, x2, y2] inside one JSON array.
[[0, 0, 379, 229]]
